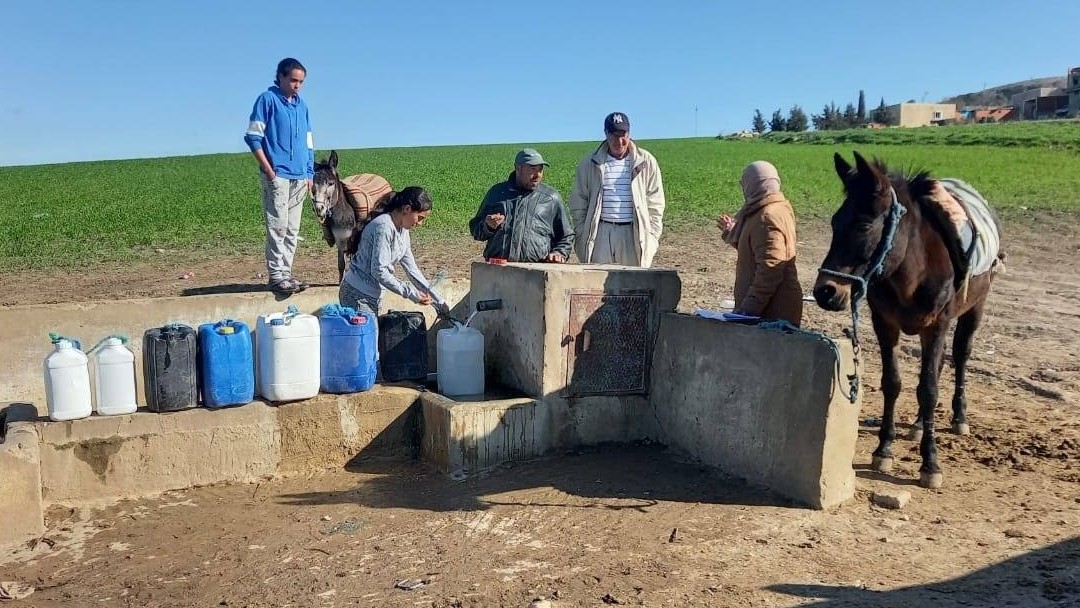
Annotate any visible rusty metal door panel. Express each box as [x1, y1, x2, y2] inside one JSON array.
[[564, 292, 651, 396]]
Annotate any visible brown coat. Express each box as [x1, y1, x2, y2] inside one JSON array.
[[729, 193, 803, 326]]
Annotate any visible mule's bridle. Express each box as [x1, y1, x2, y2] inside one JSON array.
[[817, 187, 908, 300], [311, 174, 343, 226], [816, 187, 907, 405]]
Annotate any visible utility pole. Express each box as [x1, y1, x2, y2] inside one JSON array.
[[694, 106, 699, 137]]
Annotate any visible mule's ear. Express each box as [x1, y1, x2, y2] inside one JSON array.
[[329, 150, 339, 169], [834, 153, 854, 183], [852, 150, 873, 176]]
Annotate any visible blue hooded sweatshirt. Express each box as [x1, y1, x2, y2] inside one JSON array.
[[244, 85, 314, 180]]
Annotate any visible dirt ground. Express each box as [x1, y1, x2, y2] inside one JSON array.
[[2, 217, 1079, 607]]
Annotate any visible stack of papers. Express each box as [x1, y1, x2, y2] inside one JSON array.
[[693, 308, 761, 323]]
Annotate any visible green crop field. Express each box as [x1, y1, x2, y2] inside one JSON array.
[[2, 121, 1078, 270]]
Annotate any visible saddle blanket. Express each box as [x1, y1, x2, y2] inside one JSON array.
[[927, 178, 1003, 278], [341, 173, 393, 220]]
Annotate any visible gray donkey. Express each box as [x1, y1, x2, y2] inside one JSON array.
[[310, 150, 394, 281]]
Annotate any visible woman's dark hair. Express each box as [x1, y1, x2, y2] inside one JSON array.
[[275, 58, 307, 81], [345, 187, 433, 255]]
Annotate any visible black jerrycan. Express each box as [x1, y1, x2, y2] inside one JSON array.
[[143, 323, 198, 412], [377, 310, 428, 382]]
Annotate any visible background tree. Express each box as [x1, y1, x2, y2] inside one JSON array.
[[871, 97, 890, 124], [857, 90, 867, 122], [812, 102, 841, 130], [842, 103, 859, 128], [786, 105, 809, 132], [769, 109, 787, 132], [751, 109, 767, 134]]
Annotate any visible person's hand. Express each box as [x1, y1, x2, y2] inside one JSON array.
[[545, 252, 565, 263], [433, 301, 451, 318], [717, 214, 736, 232], [485, 213, 505, 230], [306, 179, 313, 194], [417, 293, 432, 306]]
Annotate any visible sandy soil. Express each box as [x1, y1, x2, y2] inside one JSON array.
[[2, 217, 1078, 607]]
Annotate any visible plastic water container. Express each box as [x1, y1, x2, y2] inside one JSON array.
[[44, 338, 92, 421], [198, 320, 255, 408], [319, 308, 377, 394], [92, 337, 138, 416], [256, 307, 320, 402], [437, 322, 485, 397], [378, 310, 428, 382], [143, 324, 199, 412]]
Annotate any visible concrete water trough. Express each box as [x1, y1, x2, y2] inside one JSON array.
[[0, 263, 860, 549]]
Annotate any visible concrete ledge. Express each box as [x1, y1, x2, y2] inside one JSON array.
[[0, 404, 45, 546], [0, 282, 469, 416], [651, 313, 860, 509], [420, 392, 545, 477], [0, 385, 420, 548]]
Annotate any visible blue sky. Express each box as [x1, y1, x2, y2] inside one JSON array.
[[2, 0, 1075, 167]]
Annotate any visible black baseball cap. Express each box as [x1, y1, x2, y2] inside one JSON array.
[[604, 112, 630, 133]]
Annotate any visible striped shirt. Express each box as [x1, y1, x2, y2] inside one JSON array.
[[600, 154, 633, 223]]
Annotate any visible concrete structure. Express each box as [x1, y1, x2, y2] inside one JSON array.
[[1067, 67, 1080, 118], [651, 314, 859, 509], [0, 264, 861, 548], [0, 281, 470, 417], [468, 262, 681, 447], [1, 387, 420, 547], [421, 391, 543, 477], [0, 404, 45, 542], [884, 103, 958, 127]]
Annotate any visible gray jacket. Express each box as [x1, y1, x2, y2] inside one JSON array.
[[469, 173, 574, 262]]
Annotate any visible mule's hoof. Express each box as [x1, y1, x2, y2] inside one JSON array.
[[907, 427, 923, 442], [920, 472, 943, 489], [872, 456, 894, 474], [953, 422, 970, 436]]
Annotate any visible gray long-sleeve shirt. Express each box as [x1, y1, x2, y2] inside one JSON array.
[[342, 214, 444, 306]]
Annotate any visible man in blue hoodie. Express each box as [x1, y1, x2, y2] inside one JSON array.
[[244, 57, 315, 295]]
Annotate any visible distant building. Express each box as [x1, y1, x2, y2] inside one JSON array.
[[883, 103, 957, 127], [1009, 86, 1069, 120], [1067, 67, 1080, 118], [960, 106, 1016, 122]]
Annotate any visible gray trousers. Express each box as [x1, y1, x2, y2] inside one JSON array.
[[591, 221, 640, 266], [338, 281, 380, 317], [262, 174, 307, 283]]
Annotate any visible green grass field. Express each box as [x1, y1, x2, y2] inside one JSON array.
[[2, 122, 1078, 270]]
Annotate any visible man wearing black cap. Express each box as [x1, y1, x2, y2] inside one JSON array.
[[468, 148, 574, 263], [569, 112, 666, 267]]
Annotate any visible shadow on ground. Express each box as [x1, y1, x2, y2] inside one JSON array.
[[277, 443, 801, 514], [181, 282, 337, 300], [769, 534, 1080, 607]]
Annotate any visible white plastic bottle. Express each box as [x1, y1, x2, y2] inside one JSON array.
[[437, 322, 485, 397], [93, 337, 138, 416], [44, 338, 92, 421]]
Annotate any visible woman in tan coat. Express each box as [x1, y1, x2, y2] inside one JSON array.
[[717, 161, 803, 326]]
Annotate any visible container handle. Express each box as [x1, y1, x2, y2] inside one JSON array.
[[85, 334, 130, 355], [47, 331, 83, 350], [282, 304, 301, 324]]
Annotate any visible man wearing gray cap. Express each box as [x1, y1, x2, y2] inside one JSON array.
[[468, 148, 575, 263], [570, 112, 666, 267]]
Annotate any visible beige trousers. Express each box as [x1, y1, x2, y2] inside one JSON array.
[[589, 221, 639, 266]]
